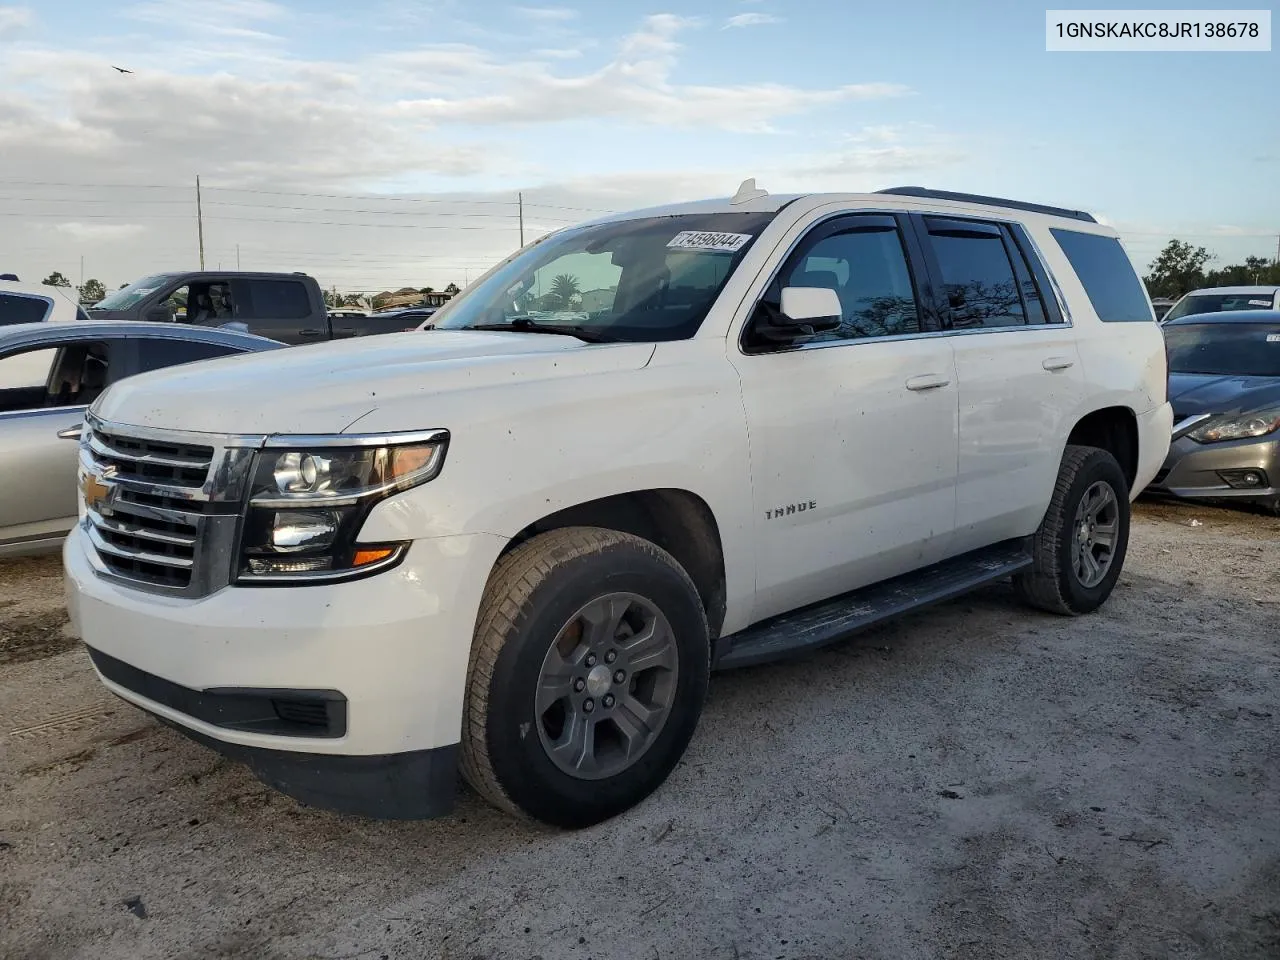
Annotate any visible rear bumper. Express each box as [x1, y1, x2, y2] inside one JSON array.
[[1149, 432, 1280, 504]]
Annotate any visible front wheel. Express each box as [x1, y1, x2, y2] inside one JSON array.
[[459, 527, 709, 828], [1014, 445, 1130, 615]]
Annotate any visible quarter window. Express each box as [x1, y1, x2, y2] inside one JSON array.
[[136, 338, 244, 372], [1050, 229, 1152, 323]]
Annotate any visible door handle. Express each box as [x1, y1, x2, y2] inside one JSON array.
[[57, 423, 83, 440], [299, 328, 324, 338], [905, 374, 951, 392], [1042, 356, 1075, 372]]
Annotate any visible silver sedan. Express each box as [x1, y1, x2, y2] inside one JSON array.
[[0, 321, 283, 556]]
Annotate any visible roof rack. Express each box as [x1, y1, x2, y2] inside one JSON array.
[[875, 186, 1097, 223]]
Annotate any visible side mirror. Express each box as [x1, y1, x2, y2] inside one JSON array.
[[779, 286, 842, 330]]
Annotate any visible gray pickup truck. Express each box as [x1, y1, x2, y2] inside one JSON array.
[[85, 271, 418, 344]]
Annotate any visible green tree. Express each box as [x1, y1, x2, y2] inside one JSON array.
[[342, 293, 366, 308], [1204, 255, 1280, 287], [78, 278, 106, 303], [1143, 240, 1213, 299], [42, 270, 72, 287], [419, 286, 435, 295], [443, 282, 460, 295], [548, 273, 581, 309]]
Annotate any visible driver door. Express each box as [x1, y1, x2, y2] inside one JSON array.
[[731, 213, 960, 621]]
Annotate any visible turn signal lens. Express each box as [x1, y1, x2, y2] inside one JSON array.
[[352, 547, 396, 567]]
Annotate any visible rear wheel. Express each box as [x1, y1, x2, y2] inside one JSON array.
[[1015, 445, 1130, 615], [459, 527, 709, 828]]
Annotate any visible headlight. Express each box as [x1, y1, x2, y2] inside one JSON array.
[[1187, 408, 1280, 443], [238, 430, 448, 582]]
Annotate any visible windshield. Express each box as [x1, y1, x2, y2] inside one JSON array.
[[1164, 292, 1276, 322], [1164, 322, 1280, 377], [92, 274, 172, 311], [431, 212, 777, 342]]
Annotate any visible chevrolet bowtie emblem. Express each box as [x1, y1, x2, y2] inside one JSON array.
[[81, 470, 115, 513]]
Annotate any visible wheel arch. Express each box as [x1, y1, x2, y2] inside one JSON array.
[[1066, 406, 1139, 491], [500, 488, 728, 641]]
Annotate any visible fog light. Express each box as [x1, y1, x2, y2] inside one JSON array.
[[1218, 469, 1268, 489], [269, 511, 340, 552]]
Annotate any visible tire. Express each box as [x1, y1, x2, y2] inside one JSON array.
[[1014, 445, 1130, 616], [459, 527, 709, 828]]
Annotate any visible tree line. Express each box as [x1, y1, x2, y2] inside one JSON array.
[[1142, 240, 1280, 299]]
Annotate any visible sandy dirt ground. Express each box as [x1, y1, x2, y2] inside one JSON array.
[[1, 499, 1278, 960]]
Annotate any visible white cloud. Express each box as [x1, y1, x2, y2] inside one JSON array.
[[0, 5, 32, 38], [126, 0, 286, 41], [514, 6, 577, 20], [724, 12, 782, 28], [53, 222, 146, 242], [389, 15, 906, 133]]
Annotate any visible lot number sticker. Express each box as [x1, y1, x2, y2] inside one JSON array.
[[1267, 333, 1280, 342], [1250, 299, 1273, 306], [667, 231, 752, 253]]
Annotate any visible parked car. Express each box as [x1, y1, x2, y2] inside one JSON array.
[[370, 306, 438, 330], [1161, 285, 1280, 324], [1150, 297, 1176, 321], [66, 184, 1172, 828], [0, 321, 283, 557], [85, 271, 418, 344], [1, 279, 92, 325], [1149, 309, 1280, 513]]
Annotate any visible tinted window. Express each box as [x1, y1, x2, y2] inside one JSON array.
[[0, 347, 57, 395], [926, 221, 1024, 328], [136, 338, 243, 372], [1051, 229, 1152, 322], [1164, 322, 1280, 377], [1164, 292, 1277, 322], [0, 293, 52, 325], [242, 280, 310, 320], [776, 225, 920, 341]]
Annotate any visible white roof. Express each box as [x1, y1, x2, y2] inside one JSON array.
[[1184, 285, 1280, 295]]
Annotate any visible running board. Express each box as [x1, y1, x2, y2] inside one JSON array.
[[713, 540, 1033, 670]]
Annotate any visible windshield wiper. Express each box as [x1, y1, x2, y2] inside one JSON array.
[[464, 317, 613, 343]]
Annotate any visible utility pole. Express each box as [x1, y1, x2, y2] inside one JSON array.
[[518, 192, 524, 247], [236, 243, 241, 270], [196, 175, 206, 270], [1275, 234, 1279, 267], [79, 255, 84, 289]]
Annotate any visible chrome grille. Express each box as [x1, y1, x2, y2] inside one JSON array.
[[79, 415, 263, 597]]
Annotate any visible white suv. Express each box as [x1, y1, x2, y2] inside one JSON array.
[[65, 184, 1173, 827]]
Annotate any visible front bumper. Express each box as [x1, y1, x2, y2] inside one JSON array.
[[1149, 432, 1280, 504], [65, 525, 506, 818]]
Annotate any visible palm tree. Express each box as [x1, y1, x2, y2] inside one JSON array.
[[549, 273, 580, 309]]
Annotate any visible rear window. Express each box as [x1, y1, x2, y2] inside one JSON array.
[[1164, 322, 1280, 377], [1050, 229, 1152, 323], [0, 292, 53, 325], [243, 280, 310, 319], [1164, 292, 1277, 322]]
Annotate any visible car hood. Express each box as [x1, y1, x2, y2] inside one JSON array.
[[1167, 372, 1280, 419], [93, 330, 656, 435]]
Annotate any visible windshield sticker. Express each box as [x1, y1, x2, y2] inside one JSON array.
[[1267, 334, 1280, 343], [1249, 299, 1273, 306], [666, 231, 752, 253]]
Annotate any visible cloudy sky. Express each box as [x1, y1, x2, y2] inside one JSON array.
[[1, 0, 1276, 293]]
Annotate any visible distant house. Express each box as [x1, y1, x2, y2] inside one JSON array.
[[579, 288, 616, 313]]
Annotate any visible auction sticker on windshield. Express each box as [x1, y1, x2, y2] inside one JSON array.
[[1266, 333, 1280, 342], [667, 231, 752, 253]]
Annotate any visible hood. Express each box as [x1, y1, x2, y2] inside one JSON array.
[[93, 330, 656, 435], [1167, 372, 1280, 419]]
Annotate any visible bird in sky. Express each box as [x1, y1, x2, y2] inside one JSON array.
[[111, 65, 133, 74]]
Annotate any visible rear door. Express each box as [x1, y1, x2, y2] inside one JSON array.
[[909, 213, 1086, 552], [232, 277, 327, 344]]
